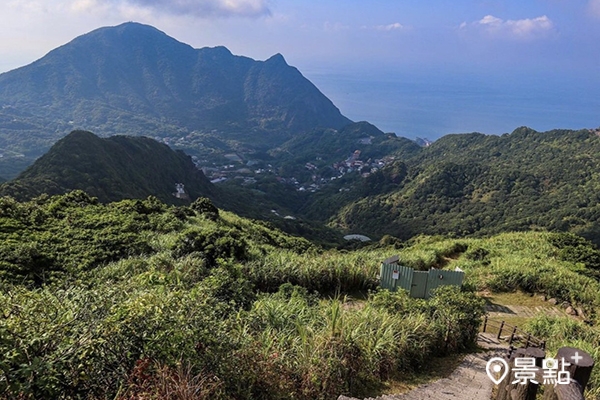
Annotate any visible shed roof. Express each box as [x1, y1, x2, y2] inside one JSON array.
[[382, 255, 400, 265]]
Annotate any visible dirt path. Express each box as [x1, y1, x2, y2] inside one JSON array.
[[338, 293, 565, 400], [485, 303, 566, 318], [338, 333, 508, 400]]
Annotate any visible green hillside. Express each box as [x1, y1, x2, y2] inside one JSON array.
[[272, 121, 420, 169], [1, 193, 600, 398], [0, 192, 481, 399], [0, 130, 215, 204], [7, 125, 600, 249], [0, 22, 350, 178], [0, 130, 347, 246], [329, 127, 600, 245]]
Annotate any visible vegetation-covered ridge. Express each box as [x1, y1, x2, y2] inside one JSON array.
[[0, 22, 350, 177], [2, 193, 600, 398], [0, 130, 215, 204], [327, 127, 600, 245], [6, 124, 600, 251], [0, 130, 347, 246]]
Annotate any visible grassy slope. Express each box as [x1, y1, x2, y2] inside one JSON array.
[[1, 195, 600, 398], [0, 193, 480, 400], [390, 232, 600, 399]]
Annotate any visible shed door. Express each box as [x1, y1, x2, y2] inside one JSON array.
[[410, 271, 428, 299]]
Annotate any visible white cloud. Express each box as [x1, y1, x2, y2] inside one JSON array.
[[359, 22, 408, 32], [126, 0, 271, 18], [375, 22, 404, 31], [9, 0, 272, 18], [70, 0, 99, 12], [7, 0, 48, 13], [461, 14, 555, 40], [70, 0, 113, 14]]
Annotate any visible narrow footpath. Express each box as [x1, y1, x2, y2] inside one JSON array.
[[339, 295, 566, 400], [338, 333, 508, 400]]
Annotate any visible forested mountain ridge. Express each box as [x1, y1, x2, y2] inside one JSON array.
[[329, 127, 600, 245], [272, 121, 421, 166], [0, 22, 350, 177], [5, 125, 600, 247], [0, 130, 215, 204], [0, 130, 346, 245]]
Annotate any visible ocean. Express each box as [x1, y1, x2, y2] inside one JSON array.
[[303, 68, 600, 140]]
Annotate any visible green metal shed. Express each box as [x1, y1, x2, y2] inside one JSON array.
[[379, 260, 464, 299]]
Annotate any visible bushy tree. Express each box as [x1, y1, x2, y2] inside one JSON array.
[[191, 197, 219, 220]]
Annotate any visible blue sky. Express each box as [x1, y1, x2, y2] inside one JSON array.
[[1, 0, 599, 137]]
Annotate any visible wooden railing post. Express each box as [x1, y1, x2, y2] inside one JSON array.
[[543, 347, 594, 400], [509, 326, 518, 346], [496, 347, 545, 400], [497, 320, 505, 340], [485, 318, 546, 350], [553, 380, 583, 400], [495, 353, 512, 400]]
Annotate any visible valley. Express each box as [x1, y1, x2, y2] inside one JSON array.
[[3, 23, 600, 249]]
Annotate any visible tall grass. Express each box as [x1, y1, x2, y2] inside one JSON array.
[[232, 286, 483, 399], [424, 231, 600, 319], [244, 249, 395, 293], [5, 227, 600, 399], [525, 316, 600, 399]]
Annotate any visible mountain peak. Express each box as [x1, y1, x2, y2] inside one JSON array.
[[115, 21, 160, 30], [209, 45, 233, 56], [64, 129, 99, 139], [75, 21, 191, 50], [266, 53, 288, 65], [85, 21, 172, 40], [0, 22, 351, 171]]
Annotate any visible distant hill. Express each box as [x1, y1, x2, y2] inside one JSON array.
[[272, 121, 421, 166], [0, 22, 351, 177], [0, 130, 346, 246], [252, 121, 422, 221], [0, 130, 215, 203], [329, 127, 600, 245]]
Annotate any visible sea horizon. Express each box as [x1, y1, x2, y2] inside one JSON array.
[[304, 67, 600, 141]]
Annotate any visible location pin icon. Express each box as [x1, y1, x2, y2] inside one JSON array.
[[486, 357, 509, 385]]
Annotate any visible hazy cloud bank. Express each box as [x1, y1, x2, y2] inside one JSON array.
[[10, 0, 272, 18]]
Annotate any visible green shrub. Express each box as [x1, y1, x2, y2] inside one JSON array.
[[428, 286, 485, 352], [191, 197, 219, 220], [172, 227, 249, 265], [549, 232, 600, 279]]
